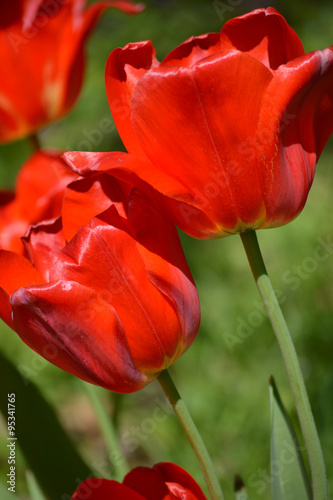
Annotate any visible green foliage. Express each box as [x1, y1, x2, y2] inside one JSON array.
[[0, 351, 91, 499], [269, 378, 311, 500], [26, 471, 47, 500]]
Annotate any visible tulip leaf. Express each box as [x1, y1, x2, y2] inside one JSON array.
[[0, 350, 92, 500], [26, 471, 47, 500], [0, 482, 20, 500], [269, 376, 312, 500]]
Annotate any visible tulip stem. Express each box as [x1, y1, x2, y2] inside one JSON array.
[[240, 230, 328, 500], [158, 369, 224, 500]]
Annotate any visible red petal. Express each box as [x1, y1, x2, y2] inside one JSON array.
[[128, 191, 200, 349], [59, 1, 145, 115], [0, 250, 45, 295], [256, 47, 333, 227], [0, 288, 14, 329], [162, 33, 221, 68], [105, 41, 157, 158], [0, 250, 45, 328], [11, 281, 147, 393], [63, 151, 190, 200], [220, 7, 304, 69], [129, 51, 272, 233], [155, 463, 207, 500], [63, 152, 221, 238], [15, 150, 74, 220], [0, 150, 74, 253], [0, 1, 143, 142], [62, 174, 130, 242], [166, 484, 201, 499], [0, 1, 26, 28], [51, 214, 183, 372]]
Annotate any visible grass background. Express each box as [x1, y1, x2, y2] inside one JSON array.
[[0, 0, 332, 498]]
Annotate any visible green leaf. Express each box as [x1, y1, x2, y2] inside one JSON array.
[[83, 381, 128, 481], [269, 376, 312, 500], [0, 482, 20, 500], [0, 350, 92, 500], [26, 471, 47, 500]]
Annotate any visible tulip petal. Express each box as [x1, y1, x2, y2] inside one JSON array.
[[162, 33, 221, 68], [62, 174, 129, 242], [72, 478, 145, 499], [63, 151, 217, 238], [51, 212, 184, 372], [0, 151, 74, 254], [0, 288, 14, 329], [23, 218, 66, 281], [165, 484, 200, 499], [63, 151, 195, 201], [220, 7, 304, 69], [128, 191, 200, 347], [0, 250, 45, 295], [11, 281, 147, 393], [129, 51, 273, 233], [124, 467, 171, 499], [14, 151, 74, 219], [105, 41, 158, 159], [155, 463, 207, 500], [257, 47, 333, 226]]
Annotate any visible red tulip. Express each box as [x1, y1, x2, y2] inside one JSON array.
[[0, 150, 76, 254], [0, 0, 144, 143], [101, 7, 333, 239], [0, 174, 200, 393], [72, 462, 207, 499]]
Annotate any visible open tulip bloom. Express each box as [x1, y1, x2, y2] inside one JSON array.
[[76, 6, 333, 239], [0, 0, 144, 143], [0, 169, 200, 393], [0, 5, 331, 500]]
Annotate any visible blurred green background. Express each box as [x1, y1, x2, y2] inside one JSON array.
[[0, 0, 332, 498]]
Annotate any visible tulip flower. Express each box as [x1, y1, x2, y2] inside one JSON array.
[[0, 0, 144, 143], [98, 7, 333, 239], [0, 174, 200, 393], [0, 150, 76, 254], [72, 462, 207, 499]]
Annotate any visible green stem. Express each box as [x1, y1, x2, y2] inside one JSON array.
[[240, 230, 327, 500], [84, 382, 128, 481], [157, 369, 224, 500]]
